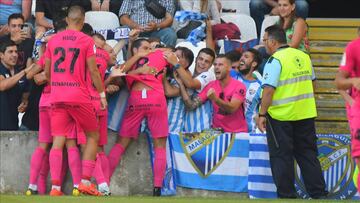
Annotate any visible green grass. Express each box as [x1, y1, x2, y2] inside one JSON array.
[[0, 195, 358, 203]]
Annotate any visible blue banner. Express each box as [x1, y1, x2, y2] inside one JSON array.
[[170, 131, 249, 192], [248, 134, 360, 200]]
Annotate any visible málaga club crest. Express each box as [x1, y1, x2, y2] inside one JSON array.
[[179, 129, 235, 177]]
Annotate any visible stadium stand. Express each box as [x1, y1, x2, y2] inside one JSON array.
[[308, 18, 360, 134], [84, 11, 119, 30]]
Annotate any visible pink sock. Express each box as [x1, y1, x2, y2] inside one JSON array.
[[29, 147, 46, 185], [108, 144, 125, 178], [153, 148, 167, 187], [93, 154, 106, 184], [60, 152, 68, 186], [82, 160, 96, 180], [49, 148, 63, 186], [99, 152, 110, 185], [67, 147, 82, 186], [37, 153, 49, 195]]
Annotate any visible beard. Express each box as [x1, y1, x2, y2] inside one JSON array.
[[239, 64, 252, 75]]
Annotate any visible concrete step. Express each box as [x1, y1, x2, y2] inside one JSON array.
[[314, 67, 338, 80], [316, 107, 347, 121], [315, 94, 345, 108], [315, 121, 349, 134], [310, 41, 347, 54], [307, 18, 360, 27], [311, 53, 342, 67], [309, 27, 358, 41], [314, 80, 337, 94]]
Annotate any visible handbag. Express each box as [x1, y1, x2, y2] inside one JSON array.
[[144, 0, 166, 19]]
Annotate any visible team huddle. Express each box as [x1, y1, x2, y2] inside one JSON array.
[[22, 4, 258, 196]]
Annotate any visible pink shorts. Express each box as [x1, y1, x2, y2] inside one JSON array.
[[76, 111, 108, 146], [350, 104, 360, 158], [119, 90, 168, 138], [51, 103, 98, 137], [38, 107, 52, 143]]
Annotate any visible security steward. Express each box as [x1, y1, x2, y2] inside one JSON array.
[[257, 25, 328, 199]]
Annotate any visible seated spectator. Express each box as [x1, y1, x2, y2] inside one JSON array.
[[0, 13, 34, 71], [90, 0, 123, 17], [277, 0, 309, 53], [176, 54, 247, 133], [0, 39, 33, 130], [250, 0, 308, 38], [179, 0, 220, 25], [0, 0, 32, 37], [119, 0, 177, 46], [228, 48, 263, 133], [35, 0, 91, 37]]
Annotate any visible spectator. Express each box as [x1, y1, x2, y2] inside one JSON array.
[[257, 25, 327, 198], [229, 48, 262, 133], [250, 0, 308, 38], [0, 13, 34, 71], [179, 0, 221, 25], [225, 50, 242, 71], [176, 54, 248, 133], [90, 0, 123, 16], [0, 39, 32, 130], [35, 0, 91, 37], [119, 0, 177, 46], [0, 0, 32, 37], [278, 0, 309, 53]]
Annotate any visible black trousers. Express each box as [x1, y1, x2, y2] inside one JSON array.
[[266, 116, 328, 198]]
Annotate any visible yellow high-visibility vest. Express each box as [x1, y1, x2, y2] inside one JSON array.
[[267, 47, 317, 121]]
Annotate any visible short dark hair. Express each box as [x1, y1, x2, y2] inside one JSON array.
[[175, 46, 194, 69], [225, 50, 242, 63], [0, 39, 17, 53], [131, 38, 149, 55], [246, 48, 262, 70], [198, 48, 216, 62], [81, 23, 94, 36], [265, 25, 287, 44], [8, 13, 24, 25], [216, 54, 231, 65], [54, 19, 67, 32], [92, 33, 106, 42]]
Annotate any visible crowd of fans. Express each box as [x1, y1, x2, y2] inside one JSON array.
[[3, 0, 356, 199]]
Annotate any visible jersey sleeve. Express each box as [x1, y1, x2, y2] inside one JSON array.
[[262, 57, 281, 88], [232, 83, 246, 102], [339, 44, 354, 74], [195, 71, 215, 92], [86, 39, 96, 59]]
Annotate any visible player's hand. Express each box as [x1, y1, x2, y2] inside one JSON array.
[[106, 84, 120, 94], [18, 100, 28, 113], [100, 97, 108, 110], [257, 116, 266, 133], [207, 88, 217, 101], [173, 72, 184, 86], [139, 63, 157, 75], [144, 21, 158, 32], [352, 78, 360, 91], [100, 0, 110, 11], [34, 72, 48, 85], [163, 51, 179, 66]]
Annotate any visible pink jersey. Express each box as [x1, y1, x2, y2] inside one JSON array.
[[38, 56, 51, 107], [126, 50, 169, 94], [198, 78, 247, 133], [45, 30, 95, 104], [339, 37, 360, 106], [87, 47, 109, 112]]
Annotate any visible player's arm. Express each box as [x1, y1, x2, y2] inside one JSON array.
[[335, 70, 360, 91], [162, 72, 180, 98], [176, 67, 201, 89], [175, 75, 202, 110], [207, 88, 242, 113], [87, 56, 107, 109], [26, 63, 42, 80]]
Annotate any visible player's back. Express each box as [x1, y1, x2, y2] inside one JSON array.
[[46, 29, 95, 104]]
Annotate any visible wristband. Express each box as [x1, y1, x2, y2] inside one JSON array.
[[258, 113, 266, 118], [99, 91, 106, 98], [173, 63, 181, 70]]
